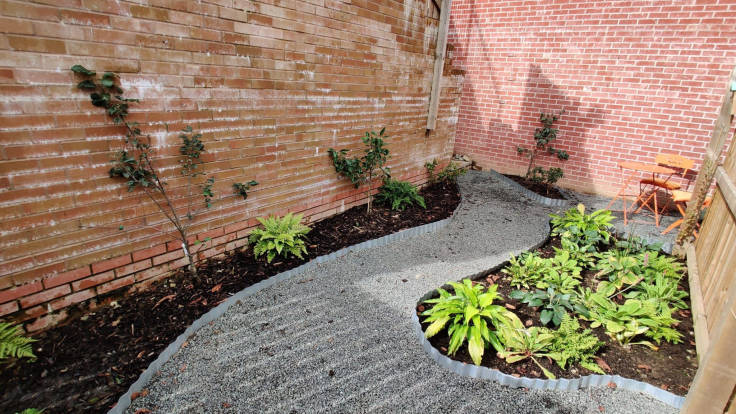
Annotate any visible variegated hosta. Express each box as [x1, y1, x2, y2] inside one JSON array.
[[421, 279, 519, 366], [496, 325, 556, 379]]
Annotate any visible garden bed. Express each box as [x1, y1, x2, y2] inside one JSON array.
[[416, 207, 698, 399], [0, 181, 461, 414], [502, 174, 567, 200]]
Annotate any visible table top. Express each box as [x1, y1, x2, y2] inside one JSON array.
[[619, 160, 676, 174]]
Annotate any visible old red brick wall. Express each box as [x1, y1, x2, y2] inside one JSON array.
[[449, 0, 736, 195], [0, 0, 464, 331]]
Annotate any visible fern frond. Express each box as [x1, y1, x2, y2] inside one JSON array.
[[0, 322, 36, 361]]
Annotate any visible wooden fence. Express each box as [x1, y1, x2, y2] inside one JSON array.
[[681, 68, 736, 414]]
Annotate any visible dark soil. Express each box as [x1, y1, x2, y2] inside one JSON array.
[[1, 181, 461, 414], [418, 236, 698, 396], [503, 174, 567, 200]]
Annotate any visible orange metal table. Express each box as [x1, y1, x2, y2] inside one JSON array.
[[605, 161, 675, 226]]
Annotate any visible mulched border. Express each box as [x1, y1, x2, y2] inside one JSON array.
[[1, 181, 461, 414]]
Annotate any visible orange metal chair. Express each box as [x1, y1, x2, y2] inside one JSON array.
[[661, 190, 712, 238], [634, 153, 695, 226]]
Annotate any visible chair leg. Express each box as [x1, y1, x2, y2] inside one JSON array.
[[662, 218, 683, 235]]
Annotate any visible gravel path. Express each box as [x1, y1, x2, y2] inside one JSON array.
[[128, 171, 676, 414]]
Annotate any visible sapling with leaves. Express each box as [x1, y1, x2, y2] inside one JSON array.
[[328, 128, 390, 213], [71, 65, 258, 279], [517, 111, 568, 188]]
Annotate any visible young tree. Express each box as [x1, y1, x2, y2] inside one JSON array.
[[328, 128, 390, 213], [517, 111, 569, 188], [71, 65, 258, 278]]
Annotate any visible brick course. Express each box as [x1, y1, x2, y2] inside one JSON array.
[[448, 0, 736, 195], [0, 0, 464, 331]]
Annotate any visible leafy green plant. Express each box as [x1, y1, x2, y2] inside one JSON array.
[[548, 314, 604, 374], [421, 280, 518, 365], [375, 178, 426, 211], [625, 273, 688, 313], [510, 287, 575, 327], [553, 237, 595, 268], [233, 180, 259, 200], [496, 325, 556, 379], [550, 204, 614, 250], [528, 166, 564, 193], [328, 128, 390, 213], [0, 322, 36, 361], [72, 65, 257, 278], [579, 289, 682, 348], [517, 111, 568, 183], [425, 159, 468, 184], [593, 249, 642, 288], [249, 213, 311, 263], [501, 252, 552, 289], [15, 409, 43, 414]]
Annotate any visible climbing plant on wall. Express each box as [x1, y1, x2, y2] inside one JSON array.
[[71, 65, 258, 278]]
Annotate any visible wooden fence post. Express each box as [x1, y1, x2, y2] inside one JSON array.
[[426, 0, 452, 131], [675, 66, 736, 247]]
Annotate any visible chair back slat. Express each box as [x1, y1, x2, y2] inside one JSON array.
[[654, 153, 695, 172]]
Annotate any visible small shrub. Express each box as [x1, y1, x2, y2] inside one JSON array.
[[0, 322, 36, 361], [328, 128, 390, 213], [421, 280, 518, 365], [375, 179, 426, 211], [517, 111, 568, 186], [425, 159, 468, 183], [249, 213, 311, 263]]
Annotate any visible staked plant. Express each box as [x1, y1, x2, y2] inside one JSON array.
[[71, 65, 258, 278], [0, 322, 36, 362], [517, 111, 568, 187], [375, 178, 426, 211], [328, 128, 390, 213], [248, 213, 311, 263], [421, 280, 518, 366]]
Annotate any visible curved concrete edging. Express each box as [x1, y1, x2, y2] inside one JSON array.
[[109, 217, 453, 414], [489, 169, 572, 207], [412, 263, 686, 409]]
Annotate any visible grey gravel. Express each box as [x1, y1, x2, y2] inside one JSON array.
[[127, 171, 677, 414]]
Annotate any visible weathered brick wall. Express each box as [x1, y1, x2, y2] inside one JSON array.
[[0, 0, 464, 331], [449, 0, 736, 195]]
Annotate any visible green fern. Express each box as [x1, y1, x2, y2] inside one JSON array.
[[375, 178, 426, 211], [0, 322, 36, 361], [248, 213, 311, 263], [548, 314, 604, 374]]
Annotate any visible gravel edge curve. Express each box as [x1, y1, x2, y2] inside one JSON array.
[[108, 217, 452, 414]]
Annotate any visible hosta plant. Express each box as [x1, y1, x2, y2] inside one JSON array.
[[249, 213, 311, 263], [625, 273, 688, 313], [375, 178, 426, 211], [422, 280, 518, 365], [501, 252, 553, 289], [496, 325, 556, 379], [550, 204, 614, 250], [548, 314, 604, 374], [553, 237, 596, 268], [0, 322, 36, 361]]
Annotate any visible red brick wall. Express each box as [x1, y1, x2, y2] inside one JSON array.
[[0, 0, 464, 331], [449, 0, 736, 195]]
